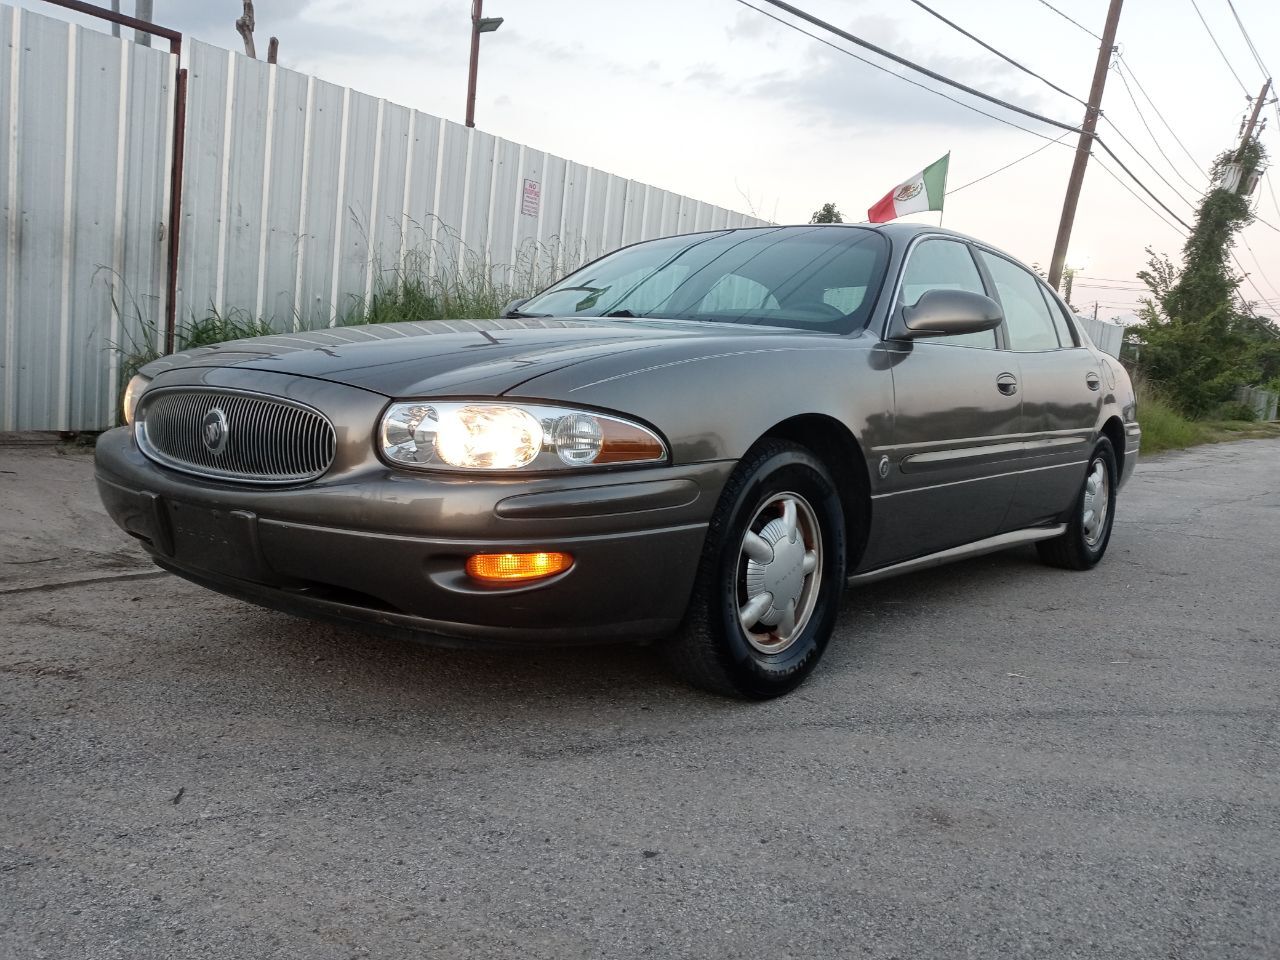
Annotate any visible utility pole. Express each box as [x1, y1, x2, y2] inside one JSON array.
[[1235, 79, 1271, 166], [1047, 0, 1124, 291], [465, 0, 504, 128]]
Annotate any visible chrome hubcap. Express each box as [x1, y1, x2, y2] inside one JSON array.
[[1082, 459, 1110, 547], [737, 493, 823, 654]]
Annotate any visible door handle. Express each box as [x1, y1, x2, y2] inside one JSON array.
[[1085, 372, 1101, 391], [996, 372, 1018, 396]]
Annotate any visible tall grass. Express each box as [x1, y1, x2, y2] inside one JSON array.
[[107, 230, 578, 388], [1134, 375, 1206, 454], [341, 232, 578, 327]]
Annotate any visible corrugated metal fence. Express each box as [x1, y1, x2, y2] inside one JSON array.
[[1235, 384, 1279, 421], [1, 5, 173, 431], [178, 40, 764, 332], [1077, 315, 1124, 359], [0, 4, 764, 430]]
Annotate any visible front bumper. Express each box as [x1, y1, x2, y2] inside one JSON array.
[[95, 426, 733, 646]]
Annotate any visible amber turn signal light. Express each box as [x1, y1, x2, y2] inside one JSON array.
[[465, 551, 573, 582]]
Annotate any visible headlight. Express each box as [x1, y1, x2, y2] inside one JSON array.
[[122, 374, 150, 426], [378, 401, 667, 471]]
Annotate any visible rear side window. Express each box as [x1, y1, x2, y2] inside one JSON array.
[[1039, 286, 1078, 347], [977, 250, 1061, 351], [899, 238, 996, 349]]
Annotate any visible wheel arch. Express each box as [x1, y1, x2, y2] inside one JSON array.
[[1100, 414, 1125, 480], [758, 413, 872, 569]]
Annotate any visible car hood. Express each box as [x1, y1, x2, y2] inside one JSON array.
[[141, 317, 805, 398]]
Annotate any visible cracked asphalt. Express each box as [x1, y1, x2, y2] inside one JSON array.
[[2, 436, 1278, 959]]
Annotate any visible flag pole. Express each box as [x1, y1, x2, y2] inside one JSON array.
[[938, 150, 950, 228]]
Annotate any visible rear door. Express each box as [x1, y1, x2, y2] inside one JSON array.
[[973, 248, 1102, 529], [864, 237, 1024, 568]]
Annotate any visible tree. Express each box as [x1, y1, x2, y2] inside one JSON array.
[[809, 203, 843, 224], [1129, 141, 1274, 416]]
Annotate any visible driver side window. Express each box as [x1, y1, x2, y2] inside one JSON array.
[[899, 239, 996, 349]]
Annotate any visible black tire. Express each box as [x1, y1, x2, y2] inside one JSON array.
[[1037, 436, 1118, 570], [662, 439, 847, 699]]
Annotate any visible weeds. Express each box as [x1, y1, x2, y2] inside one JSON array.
[[1134, 373, 1280, 454], [181, 308, 275, 347], [1134, 376, 1205, 454]]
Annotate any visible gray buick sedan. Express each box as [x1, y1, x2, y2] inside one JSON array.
[[96, 223, 1140, 698]]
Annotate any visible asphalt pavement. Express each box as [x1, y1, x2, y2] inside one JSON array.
[[2, 436, 1278, 959]]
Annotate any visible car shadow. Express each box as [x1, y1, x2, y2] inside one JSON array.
[[184, 545, 1051, 710]]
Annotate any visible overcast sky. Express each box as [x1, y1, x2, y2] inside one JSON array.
[[21, 0, 1280, 320]]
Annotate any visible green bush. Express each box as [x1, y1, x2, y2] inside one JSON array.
[[1207, 401, 1257, 423]]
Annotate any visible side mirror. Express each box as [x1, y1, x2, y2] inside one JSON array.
[[501, 297, 529, 318], [892, 289, 1003, 339]]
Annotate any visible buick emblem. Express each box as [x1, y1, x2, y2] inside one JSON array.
[[202, 407, 229, 455]]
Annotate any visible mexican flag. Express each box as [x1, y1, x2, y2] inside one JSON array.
[[867, 153, 949, 223]]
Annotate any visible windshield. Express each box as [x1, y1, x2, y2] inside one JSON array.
[[518, 226, 890, 334]]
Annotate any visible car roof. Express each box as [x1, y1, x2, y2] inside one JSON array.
[[690, 221, 1023, 267]]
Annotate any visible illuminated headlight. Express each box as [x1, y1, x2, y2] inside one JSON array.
[[378, 401, 667, 471], [122, 374, 150, 426]]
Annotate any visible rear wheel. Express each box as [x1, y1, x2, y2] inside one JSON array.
[[663, 440, 847, 698], [1037, 436, 1117, 570]]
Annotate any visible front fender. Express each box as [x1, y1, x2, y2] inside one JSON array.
[[506, 336, 894, 470]]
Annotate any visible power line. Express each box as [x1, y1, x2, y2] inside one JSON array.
[[1077, 275, 1147, 284], [1092, 155, 1191, 235], [730, 0, 1073, 143], [1031, 0, 1101, 41], [905, 0, 1086, 106], [1093, 138, 1195, 229], [1240, 234, 1280, 303], [1249, 214, 1280, 233], [1115, 55, 1209, 179], [1102, 103, 1200, 209], [1265, 169, 1280, 220], [746, 0, 1080, 134], [1110, 63, 1206, 197], [1188, 0, 1251, 96], [738, 0, 1194, 230], [1231, 251, 1280, 318], [946, 134, 1073, 195], [1073, 282, 1150, 290], [1224, 0, 1272, 79]]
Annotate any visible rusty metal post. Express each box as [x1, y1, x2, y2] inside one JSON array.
[[465, 0, 482, 128], [165, 67, 187, 354]]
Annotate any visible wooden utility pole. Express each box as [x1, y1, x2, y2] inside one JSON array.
[[235, 2, 279, 64], [1235, 79, 1272, 165], [1047, 0, 1124, 292], [236, 0, 257, 59]]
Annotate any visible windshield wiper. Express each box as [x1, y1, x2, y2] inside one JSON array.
[[604, 309, 638, 318], [503, 309, 551, 318]]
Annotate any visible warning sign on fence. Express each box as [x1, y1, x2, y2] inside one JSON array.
[[521, 179, 541, 217]]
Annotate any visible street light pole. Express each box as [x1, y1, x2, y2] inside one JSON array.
[[465, 0, 504, 129]]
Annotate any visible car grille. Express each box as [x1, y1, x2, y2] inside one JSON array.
[[136, 388, 336, 484]]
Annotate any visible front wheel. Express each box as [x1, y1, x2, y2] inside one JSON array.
[[1037, 436, 1117, 570], [663, 440, 847, 698]]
